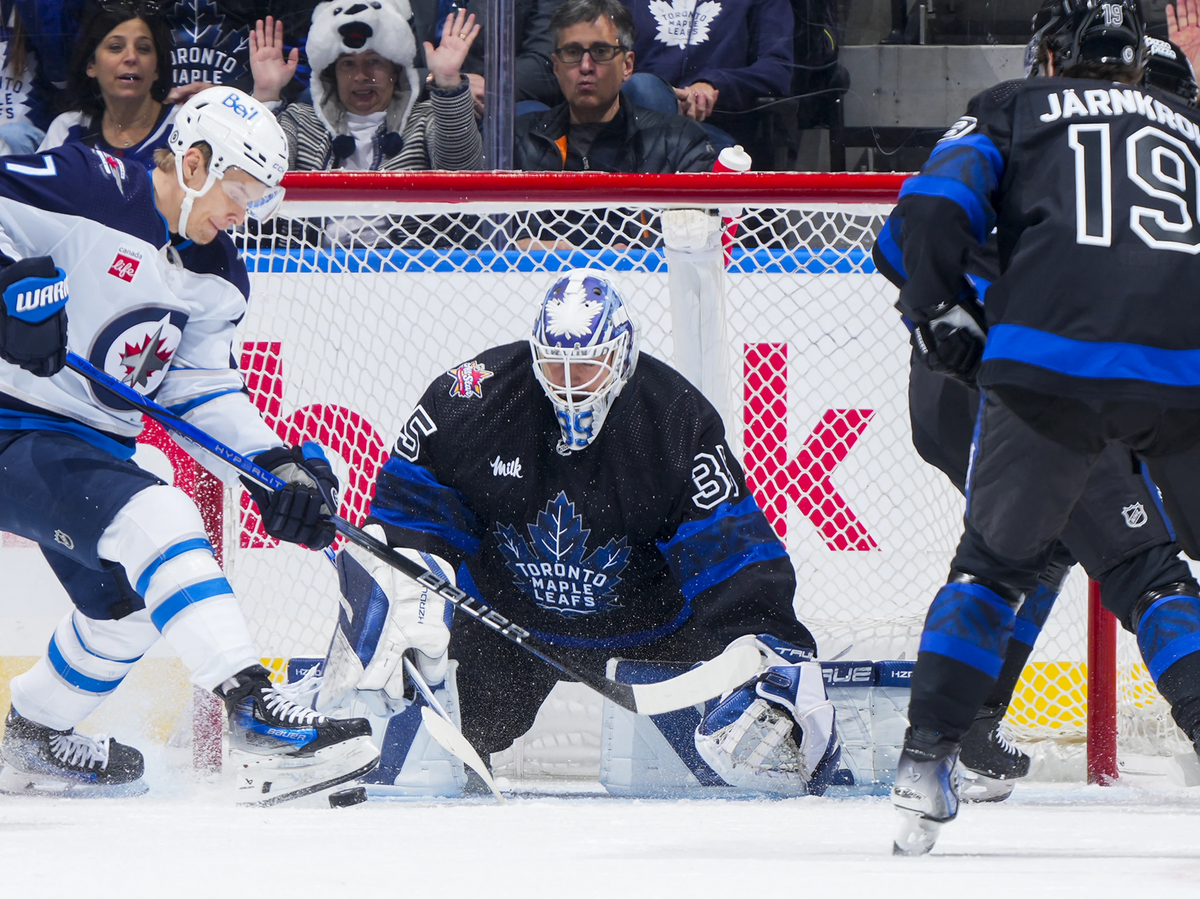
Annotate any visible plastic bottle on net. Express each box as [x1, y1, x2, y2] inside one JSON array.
[[713, 145, 752, 260]]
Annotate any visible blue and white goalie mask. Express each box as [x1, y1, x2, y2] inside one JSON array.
[[530, 270, 639, 453]]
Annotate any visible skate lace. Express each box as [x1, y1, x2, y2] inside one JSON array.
[[49, 732, 110, 770], [993, 720, 1021, 758], [262, 688, 325, 726]]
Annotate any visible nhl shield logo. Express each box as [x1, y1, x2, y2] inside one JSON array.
[[1122, 502, 1148, 528]]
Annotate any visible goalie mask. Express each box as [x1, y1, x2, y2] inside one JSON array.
[[1030, 1, 1145, 73], [166, 87, 289, 240], [530, 270, 639, 454]]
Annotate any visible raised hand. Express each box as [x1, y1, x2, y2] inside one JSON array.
[[250, 16, 299, 103], [424, 9, 481, 90], [1167, 1, 1200, 77]]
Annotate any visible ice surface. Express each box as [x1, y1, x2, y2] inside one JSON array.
[[3, 744, 1200, 899]]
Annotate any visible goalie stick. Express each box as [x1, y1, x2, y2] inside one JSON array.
[[64, 352, 761, 715]]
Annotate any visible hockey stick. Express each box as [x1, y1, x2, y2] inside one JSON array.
[[64, 352, 761, 715], [403, 658, 504, 803]]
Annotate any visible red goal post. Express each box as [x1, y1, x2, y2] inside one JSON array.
[[169, 171, 1159, 780]]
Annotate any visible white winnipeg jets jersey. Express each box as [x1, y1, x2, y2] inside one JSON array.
[[0, 144, 281, 479]]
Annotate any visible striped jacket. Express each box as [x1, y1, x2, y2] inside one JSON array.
[[278, 78, 482, 172]]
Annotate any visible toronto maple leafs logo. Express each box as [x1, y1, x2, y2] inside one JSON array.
[[495, 492, 630, 616], [649, 0, 722, 50], [171, 0, 251, 86], [447, 361, 494, 399], [545, 284, 604, 341]]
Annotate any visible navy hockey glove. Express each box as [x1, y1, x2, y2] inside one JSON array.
[[0, 256, 69, 377], [911, 305, 986, 386], [694, 634, 842, 795], [243, 442, 339, 550]]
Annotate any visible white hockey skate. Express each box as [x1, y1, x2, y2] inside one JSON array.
[[0, 707, 148, 797], [219, 666, 379, 807], [891, 727, 960, 856]]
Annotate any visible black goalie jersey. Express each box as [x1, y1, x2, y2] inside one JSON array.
[[367, 342, 805, 655], [876, 76, 1200, 408]]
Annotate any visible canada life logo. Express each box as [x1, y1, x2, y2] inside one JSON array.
[[108, 250, 141, 283]]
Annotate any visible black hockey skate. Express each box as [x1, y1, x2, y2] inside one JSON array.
[[891, 727, 960, 857], [218, 665, 379, 806], [955, 703, 1030, 803], [0, 707, 147, 797]]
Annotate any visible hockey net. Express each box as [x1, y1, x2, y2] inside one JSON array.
[[183, 171, 1189, 777]]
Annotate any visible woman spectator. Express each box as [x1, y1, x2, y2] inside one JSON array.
[[38, 2, 174, 168], [257, 0, 482, 172]]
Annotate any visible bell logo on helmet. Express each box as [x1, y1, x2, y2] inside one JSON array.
[[222, 92, 259, 121]]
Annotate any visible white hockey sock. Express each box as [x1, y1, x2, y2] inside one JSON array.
[[10, 609, 160, 731], [97, 485, 259, 691]]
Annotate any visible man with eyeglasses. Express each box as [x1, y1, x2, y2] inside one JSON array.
[[513, 0, 715, 173]]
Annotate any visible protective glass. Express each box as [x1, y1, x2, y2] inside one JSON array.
[[553, 43, 626, 64]]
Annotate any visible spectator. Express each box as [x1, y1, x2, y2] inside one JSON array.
[[621, 0, 794, 151], [514, 0, 715, 172], [1168, 0, 1200, 75], [0, 3, 50, 154], [38, 2, 175, 168], [411, 0, 565, 117], [166, 1, 319, 104], [263, 0, 482, 172]]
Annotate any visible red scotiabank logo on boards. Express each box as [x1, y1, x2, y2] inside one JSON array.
[[109, 253, 139, 282]]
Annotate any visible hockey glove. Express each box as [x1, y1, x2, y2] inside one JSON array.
[[694, 633, 842, 795], [317, 524, 452, 718], [0, 256, 70, 377], [242, 442, 339, 550], [911, 305, 987, 386]]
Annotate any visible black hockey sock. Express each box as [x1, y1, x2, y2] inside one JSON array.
[[982, 638, 1033, 710], [1156, 652, 1200, 739], [908, 651, 996, 741]]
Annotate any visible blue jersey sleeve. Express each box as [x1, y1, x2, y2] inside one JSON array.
[[0, 144, 168, 248]]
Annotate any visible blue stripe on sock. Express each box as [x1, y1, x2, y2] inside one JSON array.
[[1012, 617, 1040, 647], [919, 631, 1005, 678], [70, 617, 142, 665], [1147, 632, 1200, 681], [47, 635, 125, 695], [150, 577, 233, 631], [135, 537, 214, 597]]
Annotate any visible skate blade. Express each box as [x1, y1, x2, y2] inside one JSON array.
[[892, 809, 942, 856], [234, 736, 380, 808], [0, 763, 149, 798], [956, 767, 1015, 804]]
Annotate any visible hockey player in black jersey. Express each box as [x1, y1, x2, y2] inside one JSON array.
[[315, 268, 844, 795], [881, 0, 1200, 854], [873, 30, 1200, 806]]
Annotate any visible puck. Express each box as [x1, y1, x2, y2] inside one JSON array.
[[329, 786, 368, 808]]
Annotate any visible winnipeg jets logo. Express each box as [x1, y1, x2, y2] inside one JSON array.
[[447, 361, 494, 398], [1122, 502, 1148, 528], [649, 0, 722, 49], [495, 492, 630, 616], [98, 312, 183, 397], [92, 148, 127, 193]]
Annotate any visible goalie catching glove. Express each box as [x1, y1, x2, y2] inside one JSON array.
[[242, 441, 339, 550], [317, 524, 452, 718], [694, 634, 842, 795]]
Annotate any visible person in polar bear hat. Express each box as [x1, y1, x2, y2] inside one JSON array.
[[252, 0, 482, 171]]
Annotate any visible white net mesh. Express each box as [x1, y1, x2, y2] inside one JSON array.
[[211, 186, 1184, 766]]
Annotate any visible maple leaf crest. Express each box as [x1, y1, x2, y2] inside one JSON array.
[[171, 0, 251, 84], [496, 492, 630, 617], [649, 0, 722, 50], [544, 288, 604, 341]]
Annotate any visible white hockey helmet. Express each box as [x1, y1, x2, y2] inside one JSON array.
[[530, 270, 639, 454], [166, 86, 289, 239]]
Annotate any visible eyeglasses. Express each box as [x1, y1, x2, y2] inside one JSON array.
[[553, 43, 627, 64]]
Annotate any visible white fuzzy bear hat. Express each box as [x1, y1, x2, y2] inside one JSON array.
[[306, 0, 422, 137]]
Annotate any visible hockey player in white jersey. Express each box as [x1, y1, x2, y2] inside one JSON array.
[[0, 87, 377, 801]]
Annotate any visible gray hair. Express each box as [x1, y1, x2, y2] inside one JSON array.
[[549, 0, 636, 50]]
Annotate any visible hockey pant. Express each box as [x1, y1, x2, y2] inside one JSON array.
[[0, 430, 258, 731], [907, 391, 1200, 741]]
